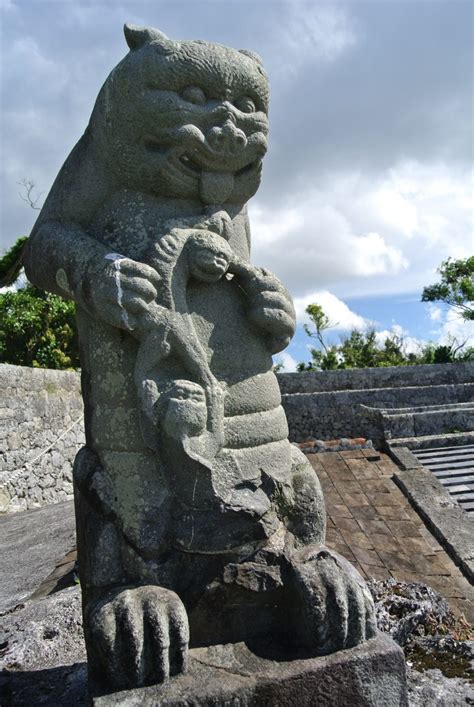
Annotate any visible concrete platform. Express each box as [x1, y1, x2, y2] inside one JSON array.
[[0, 500, 76, 613], [93, 634, 407, 707]]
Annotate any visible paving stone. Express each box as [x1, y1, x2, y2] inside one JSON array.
[[349, 506, 381, 520], [365, 492, 403, 507], [332, 480, 364, 493], [449, 598, 474, 622], [326, 469, 356, 483], [326, 504, 354, 518], [356, 519, 392, 536], [361, 565, 393, 581], [332, 517, 361, 533], [384, 520, 424, 537], [339, 492, 370, 507], [358, 479, 394, 493], [416, 554, 460, 577], [351, 547, 385, 568], [369, 535, 404, 552], [376, 551, 418, 573], [77, 444, 469, 638], [326, 542, 357, 563], [325, 528, 344, 544], [340, 530, 374, 550], [374, 505, 412, 520], [347, 465, 381, 480], [338, 450, 365, 458]]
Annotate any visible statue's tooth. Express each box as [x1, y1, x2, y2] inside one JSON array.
[[200, 171, 234, 205]]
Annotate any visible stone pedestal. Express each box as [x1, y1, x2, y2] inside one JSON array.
[[92, 632, 407, 707]]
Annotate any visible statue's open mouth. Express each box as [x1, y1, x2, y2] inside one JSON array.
[[173, 152, 262, 204], [178, 153, 260, 177]]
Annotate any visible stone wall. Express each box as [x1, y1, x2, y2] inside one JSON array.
[[277, 362, 474, 444], [278, 362, 474, 394], [0, 364, 84, 513], [1, 362, 473, 512]]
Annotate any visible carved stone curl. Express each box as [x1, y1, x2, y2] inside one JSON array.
[[25, 23, 376, 691]]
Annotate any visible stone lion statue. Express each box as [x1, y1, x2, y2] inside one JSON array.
[[25, 24, 376, 690]]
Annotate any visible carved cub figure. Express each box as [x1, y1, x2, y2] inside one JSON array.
[[25, 24, 376, 690]]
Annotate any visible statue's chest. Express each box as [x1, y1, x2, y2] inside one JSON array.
[[90, 190, 171, 260]]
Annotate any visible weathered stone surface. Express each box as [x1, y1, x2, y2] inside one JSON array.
[[6, 580, 474, 706], [0, 587, 88, 706], [0, 590, 406, 707], [23, 22, 383, 693], [92, 635, 407, 707], [0, 501, 76, 613], [278, 362, 474, 395], [407, 666, 474, 707], [0, 364, 83, 513], [394, 465, 474, 582]]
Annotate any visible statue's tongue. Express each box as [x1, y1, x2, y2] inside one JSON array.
[[200, 171, 234, 204]]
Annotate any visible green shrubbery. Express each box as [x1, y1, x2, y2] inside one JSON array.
[[0, 283, 79, 370], [297, 301, 473, 372]]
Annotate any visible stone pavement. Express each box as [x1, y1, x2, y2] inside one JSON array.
[[308, 449, 474, 622]]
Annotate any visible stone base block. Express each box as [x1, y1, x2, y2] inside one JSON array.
[[93, 632, 407, 706]]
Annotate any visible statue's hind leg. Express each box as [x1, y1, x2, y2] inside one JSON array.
[[275, 446, 377, 654], [282, 444, 327, 546]]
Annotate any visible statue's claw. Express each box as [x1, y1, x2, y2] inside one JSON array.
[[289, 547, 377, 654], [87, 585, 189, 689]]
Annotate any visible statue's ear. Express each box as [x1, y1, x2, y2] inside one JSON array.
[[123, 23, 174, 52], [239, 49, 264, 67]]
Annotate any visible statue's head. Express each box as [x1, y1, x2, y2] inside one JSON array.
[[91, 24, 269, 206]]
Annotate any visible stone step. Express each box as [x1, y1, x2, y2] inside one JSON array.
[[380, 407, 474, 439], [378, 401, 474, 415], [387, 431, 474, 450]]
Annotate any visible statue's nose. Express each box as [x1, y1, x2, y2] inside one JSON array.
[[207, 119, 248, 154]]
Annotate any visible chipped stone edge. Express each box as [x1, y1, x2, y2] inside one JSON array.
[[388, 445, 474, 585]]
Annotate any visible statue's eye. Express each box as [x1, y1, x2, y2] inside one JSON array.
[[235, 96, 256, 113], [181, 86, 206, 105]]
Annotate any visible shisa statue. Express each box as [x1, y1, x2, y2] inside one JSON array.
[[25, 24, 377, 690]]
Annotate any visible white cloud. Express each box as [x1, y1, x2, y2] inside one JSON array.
[[273, 351, 298, 372], [428, 305, 442, 322], [293, 290, 368, 330], [251, 158, 471, 300], [374, 324, 424, 355], [0, 0, 17, 11], [250, 185, 408, 296], [352, 232, 408, 276], [285, 3, 357, 64], [439, 311, 474, 347]]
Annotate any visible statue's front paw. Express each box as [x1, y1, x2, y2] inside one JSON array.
[[290, 547, 377, 654], [88, 255, 161, 333], [87, 585, 189, 689]]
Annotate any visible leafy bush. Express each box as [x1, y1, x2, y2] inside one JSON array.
[[0, 284, 79, 369]]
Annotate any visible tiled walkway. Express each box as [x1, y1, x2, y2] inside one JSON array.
[[308, 449, 474, 622]]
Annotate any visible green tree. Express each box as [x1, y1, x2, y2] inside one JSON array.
[[0, 284, 79, 369], [298, 303, 340, 371], [0, 236, 79, 370], [297, 302, 473, 371], [422, 256, 474, 321], [0, 236, 28, 288]]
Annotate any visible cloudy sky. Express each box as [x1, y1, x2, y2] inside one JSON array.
[[1, 0, 473, 368]]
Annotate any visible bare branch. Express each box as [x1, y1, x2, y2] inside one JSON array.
[[18, 178, 43, 210]]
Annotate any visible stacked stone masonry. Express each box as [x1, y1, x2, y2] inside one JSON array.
[[278, 362, 474, 444], [1, 362, 473, 513], [0, 364, 84, 513]]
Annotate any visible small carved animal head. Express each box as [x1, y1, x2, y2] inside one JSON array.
[[91, 24, 269, 206]]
